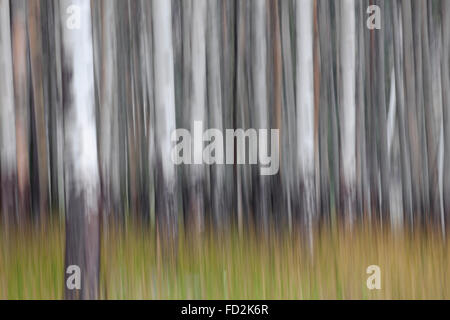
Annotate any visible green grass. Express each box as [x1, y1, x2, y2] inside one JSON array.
[[1, 221, 449, 299]]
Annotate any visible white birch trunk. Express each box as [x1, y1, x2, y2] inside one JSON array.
[[339, 0, 356, 224], [152, 0, 178, 248], [60, 0, 100, 299], [0, 0, 17, 222], [296, 0, 315, 240]]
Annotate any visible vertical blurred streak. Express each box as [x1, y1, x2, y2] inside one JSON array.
[[280, 0, 296, 233], [115, 0, 130, 222], [126, 0, 144, 220], [317, 0, 334, 229], [142, 0, 155, 226], [28, 0, 50, 222], [313, 0, 321, 233], [234, 0, 250, 235], [338, 0, 356, 226], [0, 0, 18, 227], [325, 0, 340, 227], [180, 0, 192, 232], [429, 3, 445, 235], [412, 0, 430, 225], [43, 0, 65, 217], [375, 0, 390, 227], [441, 0, 450, 234], [402, 0, 423, 226], [137, 0, 150, 223], [355, 0, 369, 223], [387, 67, 404, 228], [220, 0, 235, 234], [187, 0, 207, 237], [252, 0, 269, 235], [11, 0, 30, 224], [269, 0, 283, 232], [392, 0, 413, 229], [421, 0, 440, 227], [152, 0, 179, 255], [207, 0, 227, 233], [296, 0, 315, 243], [60, 0, 101, 299], [367, 0, 380, 223], [98, 0, 119, 222]]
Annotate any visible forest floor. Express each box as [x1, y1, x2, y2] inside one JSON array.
[[1, 220, 449, 299]]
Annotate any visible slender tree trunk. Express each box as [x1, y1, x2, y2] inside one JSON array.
[[207, 0, 227, 232], [60, 0, 101, 299], [421, 0, 440, 227], [296, 0, 315, 243], [441, 0, 450, 233], [339, 0, 356, 225], [252, 0, 270, 235], [152, 0, 178, 254], [11, 0, 30, 224], [392, 0, 413, 229], [186, 0, 207, 236], [374, 1, 390, 226], [0, 0, 18, 227], [402, 0, 422, 227], [280, 0, 296, 233], [99, 0, 119, 222], [355, 0, 370, 223], [234, 1, 251, 234], [28, 0, 49, 221], [220, 0, 235, 234], [270, 0, 283, 231], [412, 0, 430, 226]]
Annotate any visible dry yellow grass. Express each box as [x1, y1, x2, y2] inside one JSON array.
[[1, 221, 449, 299]]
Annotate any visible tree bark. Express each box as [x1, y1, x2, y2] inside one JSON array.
[[11, 0, 30, 224], [339, 0, 356, 225], [441, 0, 450, 233], [296, 0, 316, 241], [60, 0, 101, 299], [152, 0, 179, 253], [0, 0, 18, 226]]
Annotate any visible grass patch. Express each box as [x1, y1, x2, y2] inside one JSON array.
[[1, 222, 449, 299]]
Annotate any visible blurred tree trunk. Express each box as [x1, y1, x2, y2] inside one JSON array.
[[234, 0, 251, 234], [152, 0, 178, 254], [11, 0, 30, 224], [296, 0, 315, 241], [402, 0, 422, 227], [374, 0, 390, 226], [43, 0, 65, 217], [252, 0, 269, 235], [412, 0, 430, 226], [355, 0, 369, 223], [392, 0, 413, 228], [28, 0, 49, 221], [269, 0, 283, 231], [60, 0, 101, 299], [421, 0, 440, 227], [187, 0, 207, 236], [329, 1, 340, 226], [339, 0, 356, 225], [220, 0, 235, 233], [280, 0, 296, 232], [207, 0, 227, 232], [99, 0, 120, 222], [0, 0, 18, 227], [317, 0, 336, 229], [442, 0, 450, 233]]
